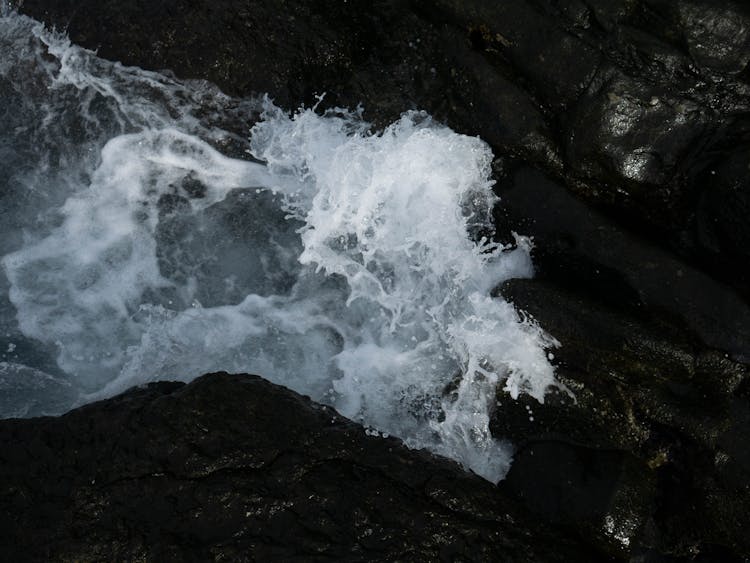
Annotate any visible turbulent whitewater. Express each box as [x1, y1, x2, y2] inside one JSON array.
[[0, 10, 560, 481]]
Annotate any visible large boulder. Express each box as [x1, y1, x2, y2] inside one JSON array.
[[0, 372, 604, 561]]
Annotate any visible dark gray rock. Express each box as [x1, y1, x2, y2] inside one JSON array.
[[675, 0, 750, 75], [566, 66, 711, 190], [501, 442, 654, 559], [413, 0, 603, 109], [0, 372, 606, 562], [695, 145, 750, 268], [495, 278, 750, 559], [492, 164, 750, 361]]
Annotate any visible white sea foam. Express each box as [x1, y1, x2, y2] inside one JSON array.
[[0, 10, 560, 481]]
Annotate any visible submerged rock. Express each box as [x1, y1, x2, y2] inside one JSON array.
[[0, 372, 604, 562], [0, 362, 77, 418]]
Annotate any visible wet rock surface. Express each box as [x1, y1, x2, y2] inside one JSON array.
[[496, 279, 750, 559], [9, 0, 750, 560], [0, 372, 605, 562]]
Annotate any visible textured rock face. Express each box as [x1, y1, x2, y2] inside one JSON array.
[[496, 279, 750, 559], [7, 0, 750, 560], [0, 373, 604, 562]]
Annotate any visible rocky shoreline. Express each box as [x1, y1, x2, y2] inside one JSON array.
[[4, 0, 750, 560], [0, 372, 607, 562]]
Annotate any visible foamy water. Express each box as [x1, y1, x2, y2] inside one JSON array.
[[0, 10, 560, 481]]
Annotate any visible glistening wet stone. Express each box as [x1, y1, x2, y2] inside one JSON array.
[[0, 373, 606, 562]]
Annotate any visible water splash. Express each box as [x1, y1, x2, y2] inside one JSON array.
[[0, 10, 560, 481]]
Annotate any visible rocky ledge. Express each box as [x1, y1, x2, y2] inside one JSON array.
[[0, 372, 604, 562]]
